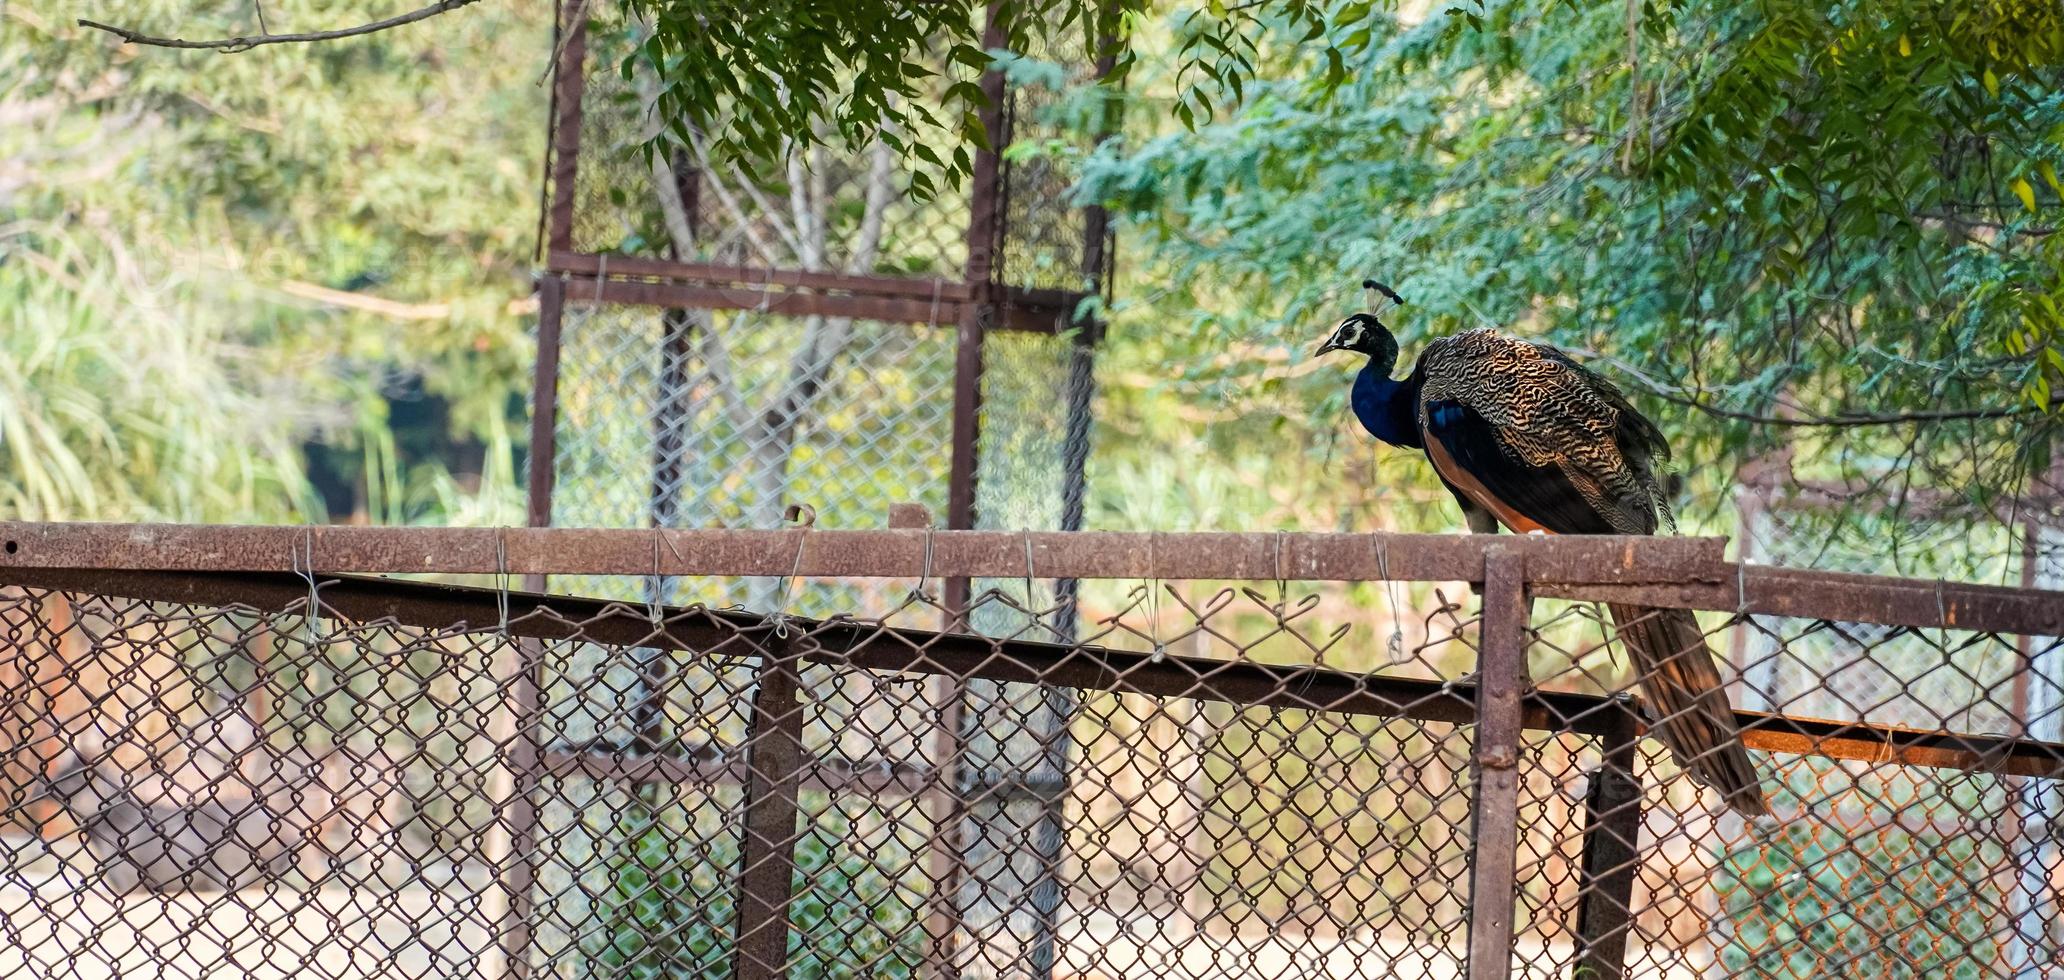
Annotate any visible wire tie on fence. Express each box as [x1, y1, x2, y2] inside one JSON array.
[[1291, 658, 1323, 705], [756, 267, 774, 314], [1736, 558, 1751, 620], [1145, 533, 1166, 663], [1373, 535, 1406, 665], [927, 277, 943, 328], [1936, 578, 1950, 633], [1273, 531, 1290, 612], [646, 530, 666, 626], [592, 254, 608, 307], [771, 504, 816, 639], [910, 525, 936, 604], [294, 525, 320, 648], [495, 527, 511, 636], [1023, 529, 1038, 609], [1150, 589, 1167, 663]]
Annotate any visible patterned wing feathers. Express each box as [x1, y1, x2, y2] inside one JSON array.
[[1417, 330, 1664, 535]]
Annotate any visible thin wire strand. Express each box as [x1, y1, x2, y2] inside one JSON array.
[[1373, 534, 1406, 664]]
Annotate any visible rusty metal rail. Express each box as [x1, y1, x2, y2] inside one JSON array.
[[3, 526, 2061, 979], [4, 523, 2060, 636], [0, 522, 1724, 584], [5, 564, 2060, 781]]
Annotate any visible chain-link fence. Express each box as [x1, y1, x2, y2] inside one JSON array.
[[0, 524, 2058, 979], [533, 0, 1109, 616]]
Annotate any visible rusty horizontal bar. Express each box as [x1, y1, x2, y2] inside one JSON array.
[[549, 267, 1079, 333], [1542, 565, 2064, 637], [0, 523, 1725, 586], [1737, 709, 2064, 779], [5, 566, 2062, 781], [568, 275, 979, 328], [550, 249, 975, 301]]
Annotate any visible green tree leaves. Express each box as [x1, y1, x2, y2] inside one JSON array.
[[1080, 0, 2064, 520]]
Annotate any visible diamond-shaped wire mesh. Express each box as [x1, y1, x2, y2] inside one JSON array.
[[1523, 598, 2064, 980], [548, 299, 958, 618], [0, 587, 513, 979], [0, 573, 1490, 979], [2, 554, 2058, 979]]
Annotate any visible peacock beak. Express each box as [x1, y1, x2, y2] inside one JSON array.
[[1315, 335, 1346, 357]]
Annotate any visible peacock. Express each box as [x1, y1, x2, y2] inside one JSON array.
[[1318, 280, 1768, 816]]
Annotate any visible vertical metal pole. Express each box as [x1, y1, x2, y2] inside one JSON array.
[[1023, 15, 1121, 974], [944, 0, 1009, 555], [1731, 452, 1791, 712], [1574, 698, 1643, 979], [732, 635, 806, 980], [1725, 483, 1762, 705], [2002, 522, 2062, 979], [1049, 0, 1117, 642], [920, 683, 971, 980], [487, 268, 566, 979], [524, 277, 567, 544], [542, 0, 588, 256], [1468, 549, 1527, 980], [926, 6, 1009, 975]]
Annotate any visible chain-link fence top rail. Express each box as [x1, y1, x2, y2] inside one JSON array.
[[0, 525, 2060, 980]]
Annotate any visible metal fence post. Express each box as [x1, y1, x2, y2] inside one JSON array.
[[732, 634, 807, 980], [1468, 548, 1527, 980], [495, 638, 548, 980], [1574, 698, 1643, 979], [542, 0, 588, 255], [481, 271, 567, 979]]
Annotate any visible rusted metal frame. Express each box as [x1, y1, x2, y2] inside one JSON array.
[[1050, 0, 1116, 641], [0, 524, 1729, 586], [989, 288, 1081, 332], [928, 8, 1013, 974], [524, 280, 567, 539], [730, 635, 806, 980], [919, 677, 973, 980], [11, 567, 2064, 778], [551, 268, 1075, 333], [1467, 550, 1527, 980], [1540, 564, 2064, 638], [495, 267, 565, 979], [563, 275, 978, 328], [1736, 709, 2064, 778], [497, 636, 548, 980], [548, 249, 975, 301], [542, 0, 587, 254], [1997, 522, 2053, 979], [1573, 699, 1642, 980], [927, 315, 982, 978]]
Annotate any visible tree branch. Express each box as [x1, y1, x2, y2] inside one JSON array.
[[1564, 345, 2061, 427], [78, 0, 485, 52], [1645, 388, 2062, 427]]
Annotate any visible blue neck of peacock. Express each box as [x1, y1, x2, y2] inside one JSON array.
[[1351, 359, 1422, 449]]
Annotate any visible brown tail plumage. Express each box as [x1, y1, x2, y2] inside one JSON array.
[[1606, 603, 1769, 817]]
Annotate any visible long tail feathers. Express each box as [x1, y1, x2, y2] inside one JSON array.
[[1606, 603, 1769, 817]]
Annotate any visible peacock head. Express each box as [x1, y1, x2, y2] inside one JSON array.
[[1315, 279, 1404, 372]]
